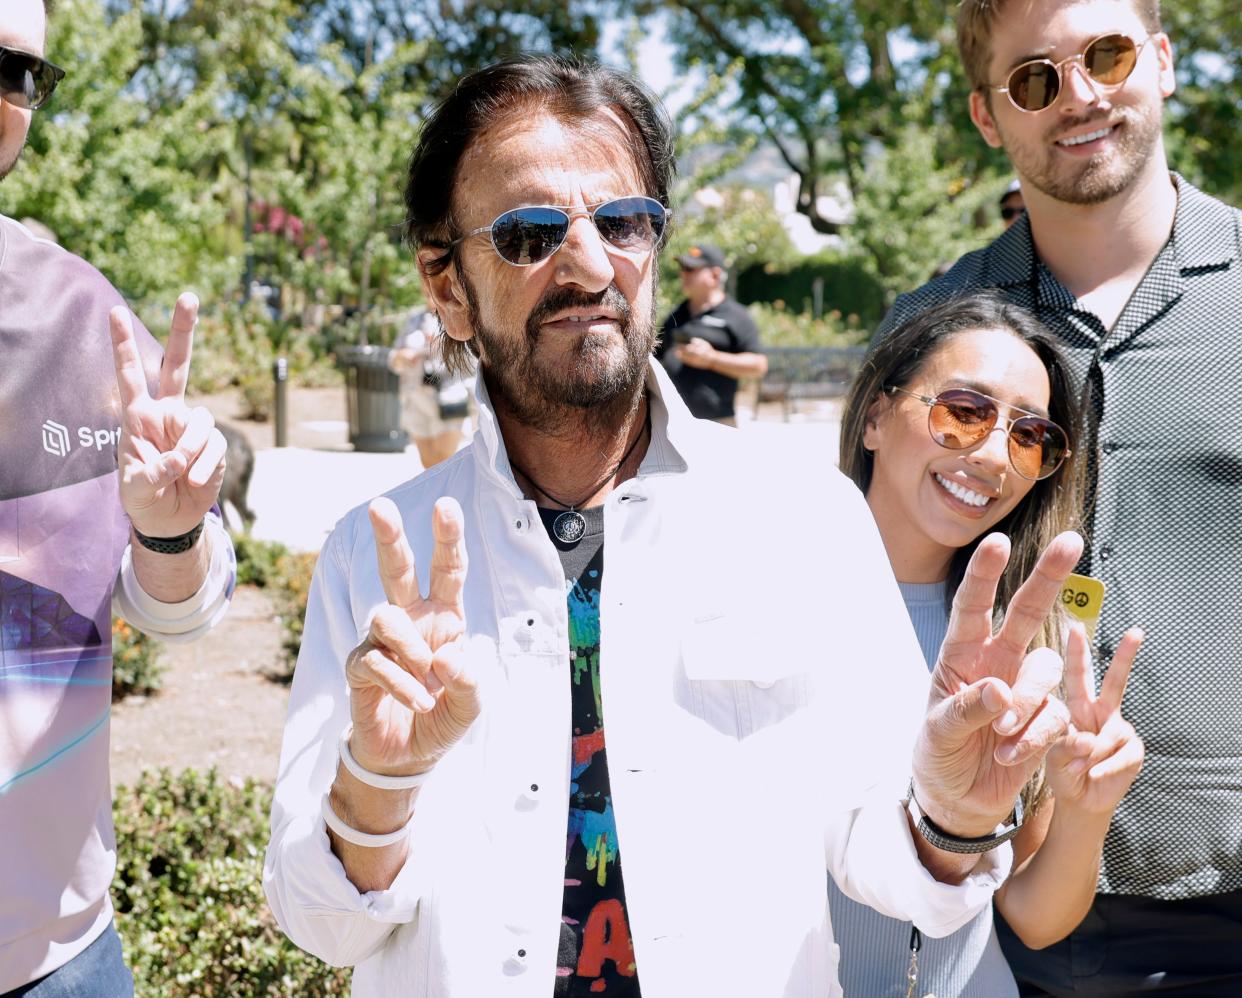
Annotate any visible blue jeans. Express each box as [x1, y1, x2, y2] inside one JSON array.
[[3, 922, 133, 998]]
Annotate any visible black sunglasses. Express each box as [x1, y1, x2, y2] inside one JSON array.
[[1001, 206, 1024, 221], [0, 45, 65, 110], [450, 196, 670, 267]]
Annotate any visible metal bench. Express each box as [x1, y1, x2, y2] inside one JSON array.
[[759, 346, 868, 420]]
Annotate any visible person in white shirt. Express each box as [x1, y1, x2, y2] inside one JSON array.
[[264, 55, 1084, 997]]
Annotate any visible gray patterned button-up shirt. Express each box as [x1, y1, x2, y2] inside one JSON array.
[[876, 175, 1242, 901]]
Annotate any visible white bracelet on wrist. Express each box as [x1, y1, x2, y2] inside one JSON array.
[[320, 794, 415, 849], [338, 726, 433, 791]]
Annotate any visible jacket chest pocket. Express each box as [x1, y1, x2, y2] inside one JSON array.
[[678, 612, 812, 740]]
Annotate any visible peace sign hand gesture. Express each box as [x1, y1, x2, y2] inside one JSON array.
[[1046, 624, 1145, 814], [913, 531, 1083, 836], [111, 294, 227, 538], [344, 497, 481, 778]]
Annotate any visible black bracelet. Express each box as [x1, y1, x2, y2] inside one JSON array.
[[904, 778, 1025, 855], [132, 519, 205, 555]]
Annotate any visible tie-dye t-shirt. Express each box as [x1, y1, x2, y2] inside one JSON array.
[[0, 216, 163, 988], [538, 505, 640, 997]]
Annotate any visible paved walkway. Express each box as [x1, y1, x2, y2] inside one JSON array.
[[196, 385, 843, 553]]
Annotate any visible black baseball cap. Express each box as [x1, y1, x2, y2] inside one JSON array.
[[677, 244, 726, 270]]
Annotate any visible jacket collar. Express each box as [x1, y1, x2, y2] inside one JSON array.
[[470, 357, 695, 499]]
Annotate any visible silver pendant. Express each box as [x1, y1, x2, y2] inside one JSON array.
[[552, 509, 587, 544]]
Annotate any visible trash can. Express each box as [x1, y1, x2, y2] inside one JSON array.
[[335, 344, 409, 453]]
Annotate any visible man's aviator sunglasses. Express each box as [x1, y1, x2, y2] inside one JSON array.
[[886, 386, 1071, 481], [0, 45, 65, 110], [450, 196, 670, 267], [988, 32, 1154, 113]]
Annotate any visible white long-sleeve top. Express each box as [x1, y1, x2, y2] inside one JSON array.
[[264, 360, 1010, 997]]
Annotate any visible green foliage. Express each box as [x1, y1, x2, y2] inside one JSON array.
[[846, 125, 1001, 304], [112, 768, 350, 996], [231, 534, 293, 588], [112, 618, 165, 702], [748, 303, 869, 349], [737, 252, 888, 327], [660, 186, 799, 310], [272, 552, 319, 682]]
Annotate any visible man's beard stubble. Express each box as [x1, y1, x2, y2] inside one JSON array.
[[1002, 102, 1165, 206], [461, 267, 656, 437]]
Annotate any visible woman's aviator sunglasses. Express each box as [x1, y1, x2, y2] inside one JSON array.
[[0, 45, 65, 111], [451, 196, 670, 267], [989, 32, 1154, 113], [886, 386, 1071, 481]]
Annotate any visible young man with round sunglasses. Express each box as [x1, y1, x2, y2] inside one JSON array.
[[877, 0, 1242, 992], [266, 54, 1093, 997], [654, 243, 768, 426], [0, 2, 235, 994]]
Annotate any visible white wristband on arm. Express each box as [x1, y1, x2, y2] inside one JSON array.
[[320, 794, 416, 849], [114, 511, 234, 643], [338, 727, 434, 791]]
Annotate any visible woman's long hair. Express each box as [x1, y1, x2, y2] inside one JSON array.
[[842, 293, 1083, 638]]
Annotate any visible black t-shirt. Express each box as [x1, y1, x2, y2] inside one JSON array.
[[655, 297, 761, 420], [538, 505, 641, 997]]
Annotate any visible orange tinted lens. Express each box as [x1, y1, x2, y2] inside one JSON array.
[[1085, 34, 1138, 85], [1008, 60, 1060, 111], [1008, 416, 1068, 480], [928, 390, 998, 450]]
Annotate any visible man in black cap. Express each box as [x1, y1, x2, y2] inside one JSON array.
[[655, 243, 767, 425]]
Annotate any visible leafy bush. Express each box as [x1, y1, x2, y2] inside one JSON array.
[[112, 768, 350, 996], [737, 252, 889, 330], [231, 534, 293, 589], [112, 618, 165, 701], [749, 302, 870, 349], [273, 552, 319, 682]]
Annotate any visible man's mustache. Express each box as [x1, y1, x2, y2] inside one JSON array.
[[526, 285, 632, 339]]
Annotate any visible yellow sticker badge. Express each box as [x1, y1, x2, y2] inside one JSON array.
[[1060, 573, 1106, 641]]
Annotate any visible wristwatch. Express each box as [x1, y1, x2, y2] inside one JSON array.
[[904, 778, 1024, 855]]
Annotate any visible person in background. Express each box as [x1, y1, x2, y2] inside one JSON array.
[[838, 293, 1144, 997], [388, 308, 472, 470], [1000, 178, 1025, 229], [0, 1, 235, 993], [654, 243, 767, 425], [879, 0, 1242, 990]]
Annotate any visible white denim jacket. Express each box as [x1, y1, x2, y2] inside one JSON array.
[[264, 361, 1009, 997]]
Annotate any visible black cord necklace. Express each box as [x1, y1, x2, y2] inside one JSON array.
[[509, 406, 651, 544]]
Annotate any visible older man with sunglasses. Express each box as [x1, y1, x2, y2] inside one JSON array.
[[877, 0, 1242, 993], [0, 2, 235, 995], [264, 54, 1094, 997]]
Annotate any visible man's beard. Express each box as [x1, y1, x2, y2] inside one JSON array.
[[1002, 102, 1164, 206], [462, 268, 656, 436]]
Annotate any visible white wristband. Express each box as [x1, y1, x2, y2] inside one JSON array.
[[321, 794, 415, 849], [339, 727, 433, 791]]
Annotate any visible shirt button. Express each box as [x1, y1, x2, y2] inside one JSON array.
[[1102, 441, 1118, 454], [1099, 544, 1114, 561]]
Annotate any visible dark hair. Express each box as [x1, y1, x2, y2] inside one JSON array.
[[840, 293, 1083, 636], [402, 54, 675, 374]]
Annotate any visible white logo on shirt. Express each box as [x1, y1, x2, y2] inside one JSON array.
[[41, 420, 71, 458], [39, 420, 122, 457]]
